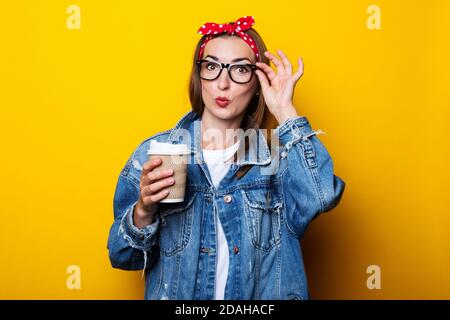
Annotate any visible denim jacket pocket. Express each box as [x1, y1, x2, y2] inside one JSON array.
[[158, 192, 196, 257], [241, 188, 283, 252]]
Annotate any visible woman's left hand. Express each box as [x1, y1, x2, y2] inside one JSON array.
[[255, 49, 304, 125]]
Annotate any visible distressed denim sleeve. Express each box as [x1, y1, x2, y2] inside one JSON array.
[[107, 163, 160, 274], [275, 116, 346, 238]]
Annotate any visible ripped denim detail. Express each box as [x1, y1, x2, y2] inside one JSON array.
[[119, 207, 158, 279], [280, 119, 325, 159], [132, 159, 143, 171]]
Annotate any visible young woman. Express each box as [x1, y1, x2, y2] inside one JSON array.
[[107, 16, 345, 300]]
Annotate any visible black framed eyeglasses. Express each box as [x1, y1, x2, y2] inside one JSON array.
[[196, 59, 259, 84]]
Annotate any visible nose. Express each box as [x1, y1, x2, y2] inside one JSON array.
[[217, 68, 231, 89]]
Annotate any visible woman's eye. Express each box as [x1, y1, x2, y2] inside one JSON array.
[[206, 63, 218, 70], [237, 66, 249, 73]]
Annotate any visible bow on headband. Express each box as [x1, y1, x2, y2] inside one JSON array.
[[197, 16, 259, 60]]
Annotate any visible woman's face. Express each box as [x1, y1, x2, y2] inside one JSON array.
[[200, 36, 259, 124]]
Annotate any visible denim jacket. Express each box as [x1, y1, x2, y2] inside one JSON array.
[[107, 110, 345, 300]]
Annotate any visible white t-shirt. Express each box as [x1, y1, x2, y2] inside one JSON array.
[[202, 139, 240, 300]]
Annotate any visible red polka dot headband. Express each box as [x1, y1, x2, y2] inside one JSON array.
[[197, 16, 259, 60]]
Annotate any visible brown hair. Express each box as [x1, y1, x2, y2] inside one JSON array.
[[188, 27, 272, 133]]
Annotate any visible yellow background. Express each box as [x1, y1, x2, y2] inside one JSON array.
[[1, 0, 449, 299]]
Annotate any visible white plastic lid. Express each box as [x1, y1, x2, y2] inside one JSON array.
[[147, 140, 190, 155]]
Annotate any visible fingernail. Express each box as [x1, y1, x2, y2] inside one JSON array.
[[166, 169, 173, 174]]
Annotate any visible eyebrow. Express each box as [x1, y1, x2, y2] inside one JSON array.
[[204, 55, 253, 63]]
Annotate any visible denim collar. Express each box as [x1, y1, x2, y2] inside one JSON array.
[[167, 110, 272, 167]]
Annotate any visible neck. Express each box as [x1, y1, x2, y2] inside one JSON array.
[[201, 111, 245, 150]]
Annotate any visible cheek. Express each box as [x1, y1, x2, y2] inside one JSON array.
[[235, 85, 256, 100], [237, 78, 258, 97], [201, 83, 215, 99]]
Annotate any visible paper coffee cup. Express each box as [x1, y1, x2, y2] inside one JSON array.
[[147, 140, 190, 203]]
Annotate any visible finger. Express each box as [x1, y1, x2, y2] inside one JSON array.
[[139, 166, 173, 189], [143, 188, 170, 206], [147, 168, 174, 184], [276, 49, 292, 76], [142, 157, 163, 175], [292, 57, 304, 83], [141, 168, 173, 189], [255, 69, 270, 92], [143, 177, 175, 196], [255, 62, 277, 82], [264, 51, 285, 74]]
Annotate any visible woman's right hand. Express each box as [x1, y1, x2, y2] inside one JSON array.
[[134, 157, 175, 228]]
